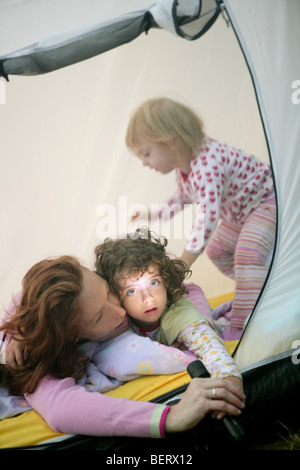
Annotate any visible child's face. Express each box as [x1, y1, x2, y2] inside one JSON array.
[[118, 264, 167, 329], [135, 141, 180, 175]]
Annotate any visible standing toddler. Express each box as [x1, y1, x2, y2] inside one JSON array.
[[126, 97, 276, 339]]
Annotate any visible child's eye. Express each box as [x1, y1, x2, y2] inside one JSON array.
[[127, 288, 137, 296], [150, 280, 159, 287]]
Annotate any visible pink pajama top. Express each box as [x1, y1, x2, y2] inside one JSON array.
[[157, 136, 274, 254]]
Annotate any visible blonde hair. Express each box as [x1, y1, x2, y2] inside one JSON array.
[[126, 97, 205, 156]]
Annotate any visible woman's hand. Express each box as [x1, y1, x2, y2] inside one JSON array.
[[164, 377, 246, 434], [5, 337, 26, 369]]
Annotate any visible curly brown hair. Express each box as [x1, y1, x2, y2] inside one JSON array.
[[94, 227, 191, 306], [0, 256, 89, 396]]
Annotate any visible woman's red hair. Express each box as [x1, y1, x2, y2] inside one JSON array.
[[0, 256, 89, 396]]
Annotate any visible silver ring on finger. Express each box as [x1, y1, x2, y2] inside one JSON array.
[[212, 388, 217, 400]]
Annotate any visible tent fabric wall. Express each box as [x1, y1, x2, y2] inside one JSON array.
[[0, 3, 268, 319], [224, 0, 300, 369]]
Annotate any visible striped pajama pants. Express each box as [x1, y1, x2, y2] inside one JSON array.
[[205, 199, 276, 330]]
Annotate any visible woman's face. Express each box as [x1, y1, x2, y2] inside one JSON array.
[[77, 269, 128, 342]]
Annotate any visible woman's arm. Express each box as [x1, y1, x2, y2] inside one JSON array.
[[26, 374, 245, 438], [26, 375, 167, 438]]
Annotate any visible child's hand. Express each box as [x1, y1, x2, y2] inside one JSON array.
[[170, 339, 188, 351], [130, 211, 141, 223], [224, 376, 244, 394], [5, 337, 27, 369], [129, 209, 152, 224]]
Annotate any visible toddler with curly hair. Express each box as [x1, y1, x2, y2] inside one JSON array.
[[95, 228, 243, 389]]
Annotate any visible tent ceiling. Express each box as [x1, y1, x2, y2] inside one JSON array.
[[0, 0, 221, 78], [0, 0, 151, 55]]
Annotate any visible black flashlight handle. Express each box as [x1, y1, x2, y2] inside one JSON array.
[[187, 360, 245, 440]]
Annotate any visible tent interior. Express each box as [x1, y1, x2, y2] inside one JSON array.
[[0, 0, 299, 450]]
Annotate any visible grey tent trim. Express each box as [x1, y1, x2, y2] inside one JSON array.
[[0, 0, 221, 78], [0, 13, 153, 77]]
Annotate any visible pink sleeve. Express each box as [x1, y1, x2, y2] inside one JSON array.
[[26, 375, 168, 438]]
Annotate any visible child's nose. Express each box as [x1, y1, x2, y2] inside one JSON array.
[[142, 289, 153, 303]]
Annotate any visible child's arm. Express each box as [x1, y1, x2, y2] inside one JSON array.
[[179, 320, 243, 389], [130, 186, 187, 224], [152, 172, 193, 223], [179, 250, 200, 269]]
